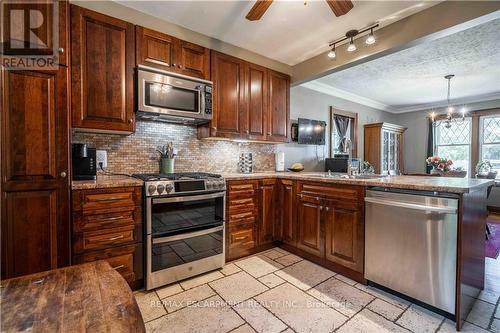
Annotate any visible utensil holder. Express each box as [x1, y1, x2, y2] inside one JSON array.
[[160, 158, 175, 174]]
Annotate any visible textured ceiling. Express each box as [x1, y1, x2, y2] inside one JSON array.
[[115, 0, 437, 65], [314, 18, 500, 113]]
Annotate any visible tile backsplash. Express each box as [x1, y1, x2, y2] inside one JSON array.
[[72, 121, 276, 174]]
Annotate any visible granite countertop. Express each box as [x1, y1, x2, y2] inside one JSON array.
[[72, 175, 143, 190], [222, 172, 494, 194]]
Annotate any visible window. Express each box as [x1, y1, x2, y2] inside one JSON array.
[[434, 118, 471, 175], [480, 116, 500, 179], [330, 108, 357, 157]]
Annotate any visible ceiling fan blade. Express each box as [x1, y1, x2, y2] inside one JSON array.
[[246, 0, 273, 21], [325, 0, 354, 17]]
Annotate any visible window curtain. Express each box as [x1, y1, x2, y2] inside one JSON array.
[[426, 118, 434, 173], [334, 115, 351, 152]]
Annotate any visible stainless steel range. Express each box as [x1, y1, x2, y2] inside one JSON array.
[[133, 172, 226, 290]]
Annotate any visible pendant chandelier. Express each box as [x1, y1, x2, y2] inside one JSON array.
[[431, 74, 467, 129]]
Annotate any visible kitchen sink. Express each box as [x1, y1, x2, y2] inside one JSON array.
[[305, 173, 386, 180]]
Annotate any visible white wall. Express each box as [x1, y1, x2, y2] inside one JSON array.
[[278, 86, 395, 171]]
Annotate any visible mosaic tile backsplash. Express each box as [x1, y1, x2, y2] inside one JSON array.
[[72, 121, 277, 174]]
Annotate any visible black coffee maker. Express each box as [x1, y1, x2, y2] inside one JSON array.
[[72, 143, 96, 180]]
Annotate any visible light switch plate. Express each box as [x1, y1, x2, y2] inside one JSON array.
[[96, 150, 107, 169]]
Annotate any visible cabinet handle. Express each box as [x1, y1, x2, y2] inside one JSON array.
[[267, 132, 272, 135], [93, 197, 124, 202], [316, 197, 320, 201], [234, 236, 248, 241], [58, 47, 64, 54], [94, 215, 127, 222], [178, 64, 182, 69], [60, 171, 67, 178], [112, 264, 126, 270], [325, 207, 329, 212], [211, 127, 217, 131], [246, 130, 249, 134], [172, 63, 177, 67], [32, 278, 45, 285], [107, 235, 124, 241], [128, 119, 133, 124], [320, 206, 323, 211]]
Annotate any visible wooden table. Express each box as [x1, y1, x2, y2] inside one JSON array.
[[0, 261, 145, 332]]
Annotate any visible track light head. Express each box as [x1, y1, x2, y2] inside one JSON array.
[[365, 29, 375, 45], [347, 38, 356, 52], [327, 46, 336, 59]]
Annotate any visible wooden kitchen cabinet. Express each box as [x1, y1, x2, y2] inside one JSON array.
[[199, 51, 290, 143], [280, 179, 296, 245], [267, 70, 290, 142], [72, 186, 143, 289], [135, 26, 210, 80], [70, 5, 135, 133], [1, 67, 70, 279], [296, 193, 324, 258], [364, 122, 406, 175], [259, 179, 277, 245], [226, 181, 259, 260]]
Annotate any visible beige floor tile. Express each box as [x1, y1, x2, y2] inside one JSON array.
[[162, 284, 215, 313], [275, 260, 335, 291], [258, 274, 286, 289], [234, 255, 283, 278], [209, 271, 268, 305], [231, 324, 257, 333], [134, 290, 166, 322], [273, 248, 290, 255], [220, 263, 242, 276], [255, 283, 347, 333], [334, 274, 356, 286], [307, 277, 374, 317], [477, 289, 500, 305], [466, 299, 496, 329], [396, 304, 444, 333], [437, 319, 490, 333], [367, 298, 405, 321], [491, 318, 500, 332], [354, 283, 411, 309], [274, 254, 302, 267], [179, 270, 224, 290], [234, 299, 287, 333], [145, 295, 244, 333], [337, 309, 410, 333], [155, 283, 183, 300], [262, 249, 287, 260]]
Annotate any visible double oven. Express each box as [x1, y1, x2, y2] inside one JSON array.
[[141, 175, 226, 290]]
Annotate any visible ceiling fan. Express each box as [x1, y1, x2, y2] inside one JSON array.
[[245, 0, 354, 21]]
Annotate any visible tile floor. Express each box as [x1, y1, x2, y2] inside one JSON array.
[[135, 247, 500, 333]]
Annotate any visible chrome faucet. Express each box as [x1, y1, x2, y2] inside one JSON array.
[[343, 138, 353, 177]]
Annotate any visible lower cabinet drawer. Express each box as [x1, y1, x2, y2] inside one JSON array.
[[74, 225, 137, 253], [74, 243, 143, 288], [228, 226, 255, 249], [228, 211, 256, 224], [73, 210, 137, 232]]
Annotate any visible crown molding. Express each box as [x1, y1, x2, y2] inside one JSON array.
[[301, 81, 396, 112], [301, 81, 500, 114]]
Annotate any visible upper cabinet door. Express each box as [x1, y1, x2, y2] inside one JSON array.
[[210, 51, 246, 139], [176, 40, 210, 80], [268, 70, 290, 142], [245, 63, 268, 141], [136, 26, 175, 71], [70, 5, 135, 133]]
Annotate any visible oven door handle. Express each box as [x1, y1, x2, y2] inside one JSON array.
[[152, 192, 225, 204], [152, 225, 224, 244]]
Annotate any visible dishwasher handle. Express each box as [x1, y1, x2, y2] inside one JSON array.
[[365, 197, 457, 214]]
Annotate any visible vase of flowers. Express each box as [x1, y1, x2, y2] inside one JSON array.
[[426, 156, 453, 175], [157, 142, 177, 174]]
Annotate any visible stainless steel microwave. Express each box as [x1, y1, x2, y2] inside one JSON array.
[[137, 65, 213, 124]]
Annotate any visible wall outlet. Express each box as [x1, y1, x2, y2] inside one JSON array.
[[96, 150, 107, 169]]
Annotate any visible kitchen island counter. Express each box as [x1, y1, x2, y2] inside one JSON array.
[[222, 172, 494, 194]]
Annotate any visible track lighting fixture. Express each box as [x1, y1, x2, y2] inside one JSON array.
[[327, 23, 378, 59], [365, 28, 375, 45], [327, 45, 336, 59], [347, 38, 356, 52]]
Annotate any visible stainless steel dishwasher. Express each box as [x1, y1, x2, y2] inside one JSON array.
[[364, 188, 459, 314]]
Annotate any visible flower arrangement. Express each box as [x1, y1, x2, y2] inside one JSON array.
[[426, 156, 453, 172]]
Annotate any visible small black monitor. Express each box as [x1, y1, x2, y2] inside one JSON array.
[[297, 118, 326, 145]]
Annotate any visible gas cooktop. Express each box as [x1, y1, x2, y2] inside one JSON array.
[[133, 172, 225, 197]]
